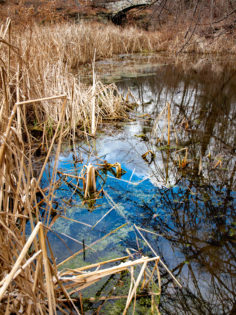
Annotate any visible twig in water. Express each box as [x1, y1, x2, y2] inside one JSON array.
[[83, 239, 86, 261]]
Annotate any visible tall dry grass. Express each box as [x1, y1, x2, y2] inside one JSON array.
[[2, 21, 150, 141], [0, 114, 161, 313], [0, 19, 162, 313], [15, 21, 236, 78], [0, 15, 235, 312]]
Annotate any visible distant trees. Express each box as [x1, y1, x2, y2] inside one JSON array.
[[91, 0, 235, 31], [150, 0, 236, 26], [147, 0, 235, 52]]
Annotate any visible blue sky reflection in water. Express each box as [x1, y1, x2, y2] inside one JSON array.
[[42, 60, 236, 314]]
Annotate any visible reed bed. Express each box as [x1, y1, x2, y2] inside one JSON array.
[[1, 20, 137, 142], [0, 19, 161, 313], [0, 128, 160, 312], [17, 21, 236, 65], [17, 22, 156, 68], [2, 14, 230, 312], [0, 21, 235, 139]]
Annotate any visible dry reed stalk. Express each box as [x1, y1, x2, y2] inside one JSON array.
[[115, 162, 122, 178], [198, 154, 202, 175], [69, 255, 130, 273], [11, 250, 42, 282], [92, 205, 115, 229], [0, 18, 11, 42], [91, 51, 96, 136], [16, 65, 22, 139], [39, 225, 56, 315], [57, 171, 83, 180], [213, 158, 222, 169], [7, 19, 11, 81], [59, 215, 92, 228], [47, 242, 81, 315], [107, 174, 150, 186], [84, 164, 96, 198], [123, 261, 148, 315], [0, 222, 42, 301], [59, 256, 159, 284], [167, 102, 171, 145], [45, 97, 67, 226], [170, 115, 179, 145], [0, 67, 9, 132]]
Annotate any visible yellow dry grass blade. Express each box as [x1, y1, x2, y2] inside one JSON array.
[[39, 225, 56, 315]]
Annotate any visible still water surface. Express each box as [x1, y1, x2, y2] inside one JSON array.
[[43, 56, 236, 314]]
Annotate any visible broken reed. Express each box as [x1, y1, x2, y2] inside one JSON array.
[[84, 164, 96, 198], [59, 161, 123, 203]]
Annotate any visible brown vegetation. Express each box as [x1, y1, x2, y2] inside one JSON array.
[[1, 0, 236, 55], [0, 0, 235, 312], [0, 18, 161, 313]]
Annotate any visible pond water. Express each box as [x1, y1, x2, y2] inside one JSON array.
[[42, 55, 236, 314]]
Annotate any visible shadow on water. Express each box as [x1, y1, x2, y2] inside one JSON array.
[[42, 58, 236, 314]]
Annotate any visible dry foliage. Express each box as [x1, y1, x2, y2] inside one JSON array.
[[0, 18, 161, 314], [0, 7, 234, 311], [1, 20, 136, 140]]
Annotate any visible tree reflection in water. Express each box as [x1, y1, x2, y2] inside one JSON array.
[[116, 63, 235, 314], [45, 59, 235, 314]]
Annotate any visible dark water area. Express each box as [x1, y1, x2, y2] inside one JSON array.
[[43, 57, 236, 314]]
